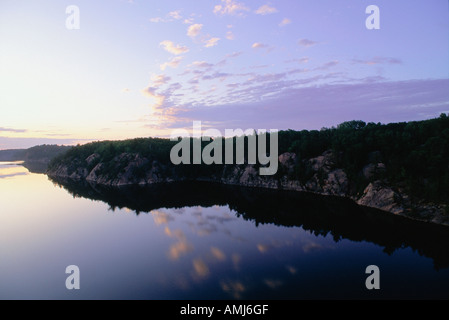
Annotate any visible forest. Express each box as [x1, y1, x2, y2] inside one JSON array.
[[48, 114, 449, 203], [0, 145, 71, 162]]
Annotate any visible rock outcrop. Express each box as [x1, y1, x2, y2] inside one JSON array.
[[357, 181, 403, 214], [47, 150, 449, 226]]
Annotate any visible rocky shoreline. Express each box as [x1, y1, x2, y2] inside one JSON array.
[[47, 150, 449, 227]]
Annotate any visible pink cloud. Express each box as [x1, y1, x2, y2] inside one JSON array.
[[160, 40, 189, 55], [255, 4, 278, 15], [213, 0, 249, 16], [160, 56, 183, 70], [187, 24, 203, 38], [279, 18, 291, 26]]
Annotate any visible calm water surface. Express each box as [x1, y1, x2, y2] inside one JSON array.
[[0, 162, 448, 300]]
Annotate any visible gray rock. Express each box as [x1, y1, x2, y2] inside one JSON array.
[[357, 181, 404, 215], [323, 169, 348, 196], [279, 152, 296, 167]]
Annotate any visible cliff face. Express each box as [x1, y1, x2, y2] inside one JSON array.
[[47, 150, 449, 226]]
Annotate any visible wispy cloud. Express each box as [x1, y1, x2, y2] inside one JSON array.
[[149, 17, 165, 23], [160, 56, 183, 71], [352, 57, 403, 65], [285, 57, 309, 64], [190, 61, 214, 69], [252, 42, 269, 49], [314, 60, 339, 71], [160, 40, 189, 55], [168, 10, 182, 20], [151, 74, 171, 87], [279, 18, 291, 26], [204, 37, 220, 48], [251, 42, 273, 52], [168, 79, 449, 132], [249, 65, 269, 70], [202, 72, 231, 81], [43, 133, 73, 137], [0, 127, 27, 133], [181, 52, 243, 80], [298, 38, 318, 47], [150, 10, 183, 23], [226, 31, 235, 40], [226, 51, 243, 59], [164, 55, 345, 116], [255, 4, 278, 15], [141, 87, 166, 110], [213, 0, 249, 16]]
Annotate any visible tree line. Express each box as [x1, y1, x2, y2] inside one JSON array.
[[48, 114, 449, 203]]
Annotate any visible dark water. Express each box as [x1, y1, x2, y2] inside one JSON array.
[[1, 162, 449, 300]]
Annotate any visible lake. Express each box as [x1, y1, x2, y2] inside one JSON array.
[[1, 161, 449, 300]]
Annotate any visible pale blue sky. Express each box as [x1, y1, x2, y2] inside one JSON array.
[[0, 0, 448, 149]]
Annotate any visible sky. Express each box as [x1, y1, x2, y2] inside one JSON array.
[[0, 0, 448, 149]]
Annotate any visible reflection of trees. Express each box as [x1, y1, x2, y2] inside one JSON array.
[[49, 177, 449, 269], [22, 161, 48, 174]]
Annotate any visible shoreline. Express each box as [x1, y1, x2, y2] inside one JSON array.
[[47, 157, 449, 228]]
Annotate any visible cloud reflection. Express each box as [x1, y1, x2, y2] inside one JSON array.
[[264, 279, 283, 289], [220, 280, 246, 299], [165, 226, 194, 260], [187, 206, 237, 237], [286, 265, 297, 275], [232, 254, 241, 271], [193, 258, 210, 278], [0, 165, 29, 179], [168, 241, 194, 260], [0, 172, 28, 179], [210, 247, 226, 261], [151, 210, 174, 225], [302, 242, 323, 253]]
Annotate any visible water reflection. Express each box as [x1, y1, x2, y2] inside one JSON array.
[[0, 162, 29, 179], [164, 226, 194, 260], [21, 161, 49, 174], [0, 171, 28, 179], [49, 177, 449, 270]]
